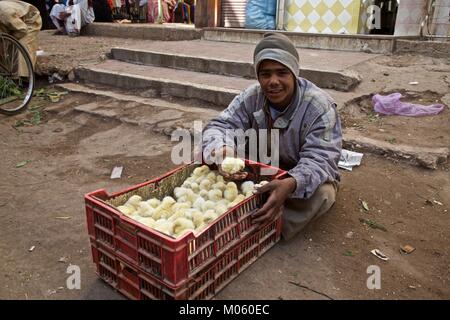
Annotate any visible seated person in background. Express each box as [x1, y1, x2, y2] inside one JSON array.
[[50, 0, 94, 36]]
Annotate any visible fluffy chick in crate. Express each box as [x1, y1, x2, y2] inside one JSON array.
[[116, 164, 269, 238]]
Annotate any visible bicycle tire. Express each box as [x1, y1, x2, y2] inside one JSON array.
[[0, 33, 35, 115]]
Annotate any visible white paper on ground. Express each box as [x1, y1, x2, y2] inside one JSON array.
[[110, 166, 123, 179], [338, 149, 364, 171]]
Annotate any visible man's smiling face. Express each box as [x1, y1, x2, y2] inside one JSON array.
[[258, 60, 296, 109]]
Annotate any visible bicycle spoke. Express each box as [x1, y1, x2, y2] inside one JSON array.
[[0, 34, 34, 114]]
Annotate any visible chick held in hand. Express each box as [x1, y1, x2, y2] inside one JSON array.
[[221, 157, 245, 174]]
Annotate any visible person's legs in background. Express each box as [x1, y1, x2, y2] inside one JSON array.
[[49, 3, 67, 33]]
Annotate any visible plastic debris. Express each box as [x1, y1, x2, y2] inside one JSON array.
[[359, 218, 387, 232], [361, 200, 370, 211], [409, 81, 419, 85], [372, 93, 444, 116], [400, 245, 416, 255], [28, 246, 35, 252], [345, 231, 354, 239], [339, 149, 363, 171], [371, 249, 389, 261], [15, 160, 30, 168]]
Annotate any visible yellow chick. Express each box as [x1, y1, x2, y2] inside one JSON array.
[[216, 175, 225, 183], [190, 182, 200, 193], [153, 219, 174, 236], [185, 189, 198, 204], [201, 200, 216, 212], [206, 172, 217, 182], [216, 199, 230, 208], [117, 205, 135, 217], [208, 189, 223, 202], [192, 167, 204, 177], [172, 202, 191, 212], [176, 196, 191, 206], [194, 175, 205, 184], [182, 181, 193, 189], [188, 209, 203, 227], [125, 195, 142, 209], [226, 182, 238, 190], [228, 194, 246, 208], [212, 181, 227, 192], [199, 179, 212, 191], [161, 196, 176, 210], [215, 204, 228, 215], [137, 202, 155, 217], [240, 181, 255, 195], [168, 207, 189, 222], [152, 206, 170, 220], [173, 187, 189, 200], [193, 197, 206, 211], [173, 217, 195, 235], [199, 165, 210, 175], [203, 210, 219, 224], [199, 189, 209, 199], [139, 217, 156, 228], [175, 228, 195, 238], [146, 198, 161, 208], [224, 186, 239, 202]]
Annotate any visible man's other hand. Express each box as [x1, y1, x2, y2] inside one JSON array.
[[252, 177, 296, 223]]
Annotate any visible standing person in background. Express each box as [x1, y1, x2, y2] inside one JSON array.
[[92, 0, 112, 22]]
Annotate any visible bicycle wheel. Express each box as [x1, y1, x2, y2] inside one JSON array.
[[0, 33, 35, 115]]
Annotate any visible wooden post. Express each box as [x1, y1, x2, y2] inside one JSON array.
[[195, 0, 221, 28]]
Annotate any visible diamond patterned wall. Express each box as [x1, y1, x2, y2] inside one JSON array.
[[284, 0, 362, 34]]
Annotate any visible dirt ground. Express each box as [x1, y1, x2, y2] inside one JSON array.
[[0, 31, 449, 300]]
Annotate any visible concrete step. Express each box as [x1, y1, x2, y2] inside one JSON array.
[[202, 27, 419, 54], [82, 22, 202, 41], [111, 47, 361, 92], [56, 83, 221, 136], [74, 60, 254, 106]]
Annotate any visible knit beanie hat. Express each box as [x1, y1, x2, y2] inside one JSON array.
[[253, 33, 300, 78]]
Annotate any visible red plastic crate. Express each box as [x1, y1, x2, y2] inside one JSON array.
[[85, 160, 286, 287], [91, 212, 282, 300]]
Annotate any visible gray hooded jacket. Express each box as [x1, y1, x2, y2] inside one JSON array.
[[202, 77, 342, 199]]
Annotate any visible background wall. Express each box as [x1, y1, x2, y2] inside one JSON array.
[[284, 0, 362, 34]]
